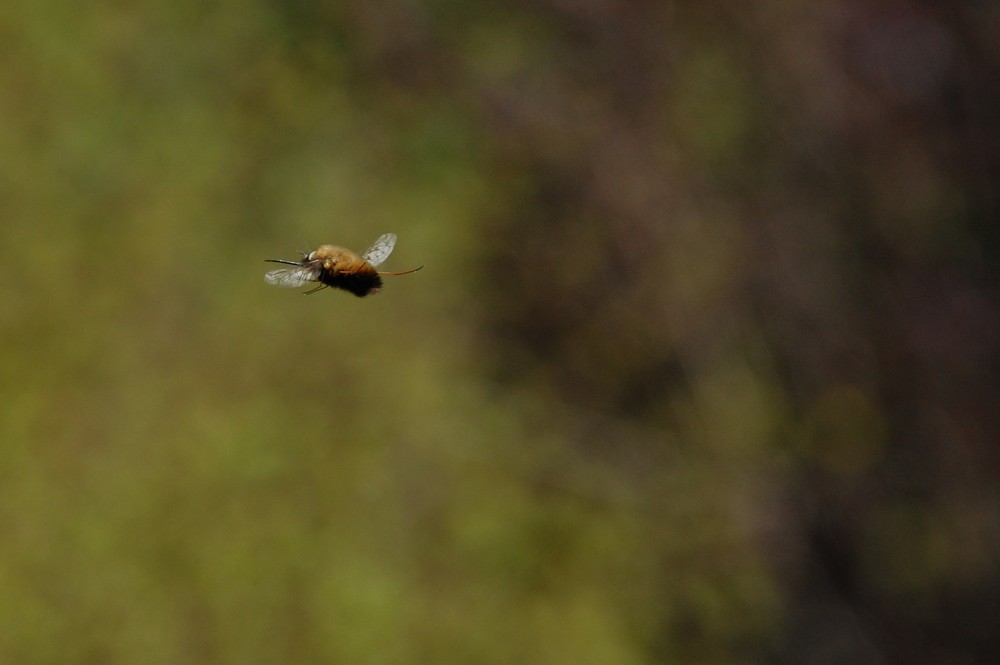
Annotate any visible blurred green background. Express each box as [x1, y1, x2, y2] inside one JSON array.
[[2, 1, 998, 663]]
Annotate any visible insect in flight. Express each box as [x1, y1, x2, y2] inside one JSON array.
[[264, 233, 422, 297]]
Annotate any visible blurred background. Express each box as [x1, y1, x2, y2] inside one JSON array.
[[1, 0, 998, 663]]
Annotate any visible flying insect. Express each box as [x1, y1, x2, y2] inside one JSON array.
[[264, 233, 422, 297]]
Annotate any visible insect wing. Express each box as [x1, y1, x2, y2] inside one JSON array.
[[361, 233, 397, 267], [264, 264, 321, 288]]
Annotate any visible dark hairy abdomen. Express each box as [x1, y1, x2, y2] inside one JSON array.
[[319, 267, 382, 297]]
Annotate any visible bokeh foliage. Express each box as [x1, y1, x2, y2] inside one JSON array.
[[1, 1, 998, 663]]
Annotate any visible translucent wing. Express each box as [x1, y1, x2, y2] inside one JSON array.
[[361, 233, 397, 268], [264, 264, 321, 288]]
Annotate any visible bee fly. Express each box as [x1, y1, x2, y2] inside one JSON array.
[[264, 233, 422, 297]]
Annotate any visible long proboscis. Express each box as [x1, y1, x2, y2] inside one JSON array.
[[378, 265, 424, 276], [265, 258, 305, 266]]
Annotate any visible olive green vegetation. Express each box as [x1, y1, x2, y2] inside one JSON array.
[[2, 1, 999, 663]]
